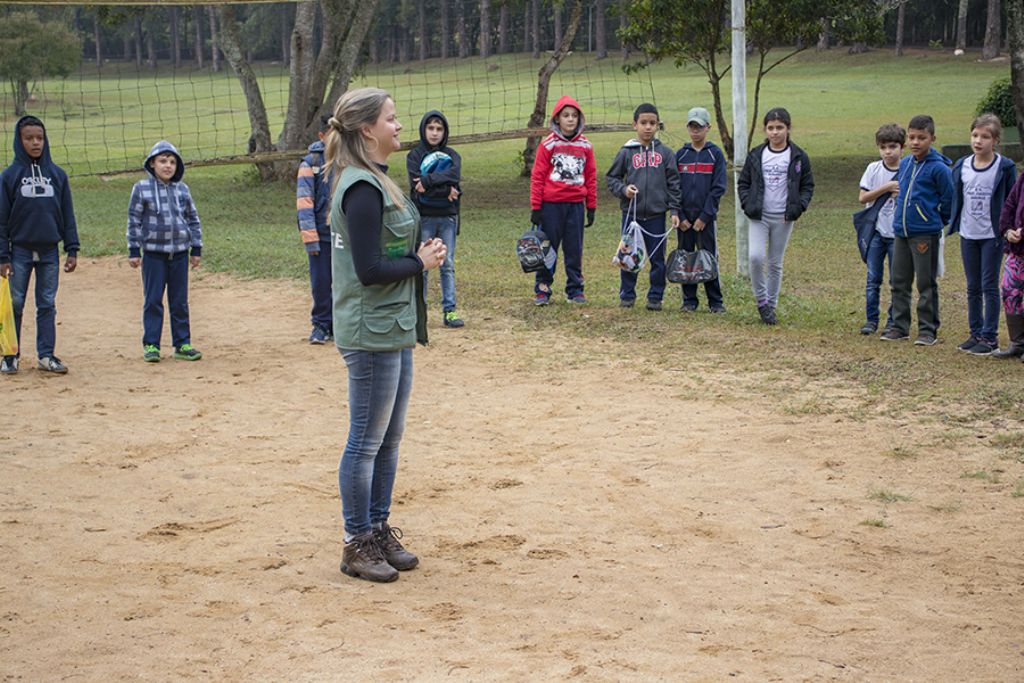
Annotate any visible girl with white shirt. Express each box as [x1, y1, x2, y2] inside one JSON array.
[[737, 108, 815, 325], [948, 113, 1017, 355]]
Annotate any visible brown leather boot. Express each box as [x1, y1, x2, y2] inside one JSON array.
[[993, 314, 1024, 359], [340, 531, 398, 582], [373, 522, 419, 571]]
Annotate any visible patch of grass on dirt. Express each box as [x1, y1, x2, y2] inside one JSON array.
[[1012, 481, 1024, 498], [868, 489, 912, 504], [884, 445, 918, 461], [927, 501, 962, 513], [961, 469, 1000, 484], [860, 518, 889, 528]]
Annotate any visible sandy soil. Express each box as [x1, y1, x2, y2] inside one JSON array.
[[1, 257, 1022, 681]]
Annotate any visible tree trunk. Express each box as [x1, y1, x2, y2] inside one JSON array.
[[553, 2, 562, 50], [122, 31, 131, 61], [480, 0, 492, 57], [457, 0, 469, 58], [218, 5, 275, 180], [619, 0, 628, 59], [523, 0, 584, 175], [171, 8, 182, 68], [595, 0, 607, 59], [15, 80, 30, 117], [498, 2, 509, 53], [895, 1, 906, 57], [208, 6, 221, 72], [983, 0, 1002, 59], [281, 8, 291, 65], [280, 0, 316, 152], [440, 0, 451, 58], [957, 0, 969, 51], [817, 17, 829, 50], [146, 19, 157, 69], [194, 7, 204, 67], [531, 0, 540, 57], [93, 13, 103, 67], [135, 16, 144, 67], [417, 0, 428, 60], [1008, 0, 1024, 142]]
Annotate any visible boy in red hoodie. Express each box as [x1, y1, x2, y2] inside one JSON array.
[[529, 96, 597, 305]]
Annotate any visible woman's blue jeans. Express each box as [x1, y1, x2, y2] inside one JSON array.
[[338, 347, 413, 537]]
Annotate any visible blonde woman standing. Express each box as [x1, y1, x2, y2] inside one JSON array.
[[323, 88, 446, 583]]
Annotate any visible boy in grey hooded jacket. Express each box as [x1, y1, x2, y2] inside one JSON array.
[[127, 140, 203, 362]]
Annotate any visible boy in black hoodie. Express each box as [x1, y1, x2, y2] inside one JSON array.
[[0, 116, 79, 375], [406, 110, 464, 327]]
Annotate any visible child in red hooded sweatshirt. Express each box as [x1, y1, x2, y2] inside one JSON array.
[[529, 96, 597, 305]]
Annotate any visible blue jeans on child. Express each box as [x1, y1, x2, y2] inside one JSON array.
[[865, 232, 894, 328], [419, 215, 458, 312], [620, 213, 667, 304], [142, 251, 191, 348], [537, 201, 585, 298], [338, 347, 413, 538], [9, 245, 60, 359], [309, 240, 332, 331], [960, 236, 1003, 342]]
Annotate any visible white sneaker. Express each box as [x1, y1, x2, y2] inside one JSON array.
[[37, 356, 68, 374]]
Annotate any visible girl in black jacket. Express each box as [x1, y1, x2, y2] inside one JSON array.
[[737, 108, 814, 325]]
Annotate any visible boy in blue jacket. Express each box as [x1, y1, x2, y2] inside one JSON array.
[[0, 116, 79, 375], [297, 115, 335, 344], [406, 110, 464, 327], [675, 107, 727, 312], [882, 114, 954, 346], [127, 141, 203, 362]]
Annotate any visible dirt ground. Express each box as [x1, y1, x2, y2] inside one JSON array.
[[1, 257, 1021, 681]]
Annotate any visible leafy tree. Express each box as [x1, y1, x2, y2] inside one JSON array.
[[0, 12, 81, 116], [619, 0, 883, 158]]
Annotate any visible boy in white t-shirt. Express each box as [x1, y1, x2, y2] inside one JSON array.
[[857, 123, 904, 335]]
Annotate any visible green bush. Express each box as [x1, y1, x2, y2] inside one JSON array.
[[976, 76, 1016, 127]]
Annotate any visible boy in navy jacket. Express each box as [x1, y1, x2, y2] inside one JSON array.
[[883, 115, 954, 346], [0, 116, 79, 375], [675, 107, 727, 312], [297, 115, 335, 344], [606, 103, 681, 310], [406, 110, 464, 327], [127, 141, 203, 362]]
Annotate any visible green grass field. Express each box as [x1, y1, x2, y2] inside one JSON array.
[[23, 48, 1024, 417]]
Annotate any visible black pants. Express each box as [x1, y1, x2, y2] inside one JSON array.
[[891, 233, 940, 336]]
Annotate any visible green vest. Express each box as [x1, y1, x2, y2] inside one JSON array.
[[330, 166, 424, 351]]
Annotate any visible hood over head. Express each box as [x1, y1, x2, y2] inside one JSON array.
[[418, 110, 450, 149], [550, 96, 586, 140], [13, 115, 52, 167], [144, 140, 185, 182]]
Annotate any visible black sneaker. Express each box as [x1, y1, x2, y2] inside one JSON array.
[[859, 322, 877, 335], [880, 328, 909, 341], [966, 340, 997, 356], [340, 531, 399, 583], [992, 343, 1024, 359], [1, 355, 18, 374], [709, 305, 726, 314], [758, 304, 777, 325], [309, 325, 332, 344], [680, 303, 697, 312], [619, 299, 635, 309], [372, 522, 419, 571], [443, 311, 465, 328], [957, 336, 978, 352], [914, 332, 938, 346], [566, 294, 588, 305], [645, 300, 662, 311]]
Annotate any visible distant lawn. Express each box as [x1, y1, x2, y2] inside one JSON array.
[[42, 48, 1024, 418]]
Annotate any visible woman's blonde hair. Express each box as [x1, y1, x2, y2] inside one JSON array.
[[324, 87, 405, 205]]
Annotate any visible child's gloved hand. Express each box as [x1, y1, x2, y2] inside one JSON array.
[[531, 209, 543, 226], [586, 208, 595, 227]]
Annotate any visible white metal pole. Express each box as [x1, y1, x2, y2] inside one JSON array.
[[731, 0, 749, 277]]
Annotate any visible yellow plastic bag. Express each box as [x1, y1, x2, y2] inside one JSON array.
[[0, 277, 18, 356]]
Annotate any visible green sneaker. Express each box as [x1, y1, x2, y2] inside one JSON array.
[[443, 310, 465, 328], [143, 345, 161, 362], [174, 344, 203, 361]]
